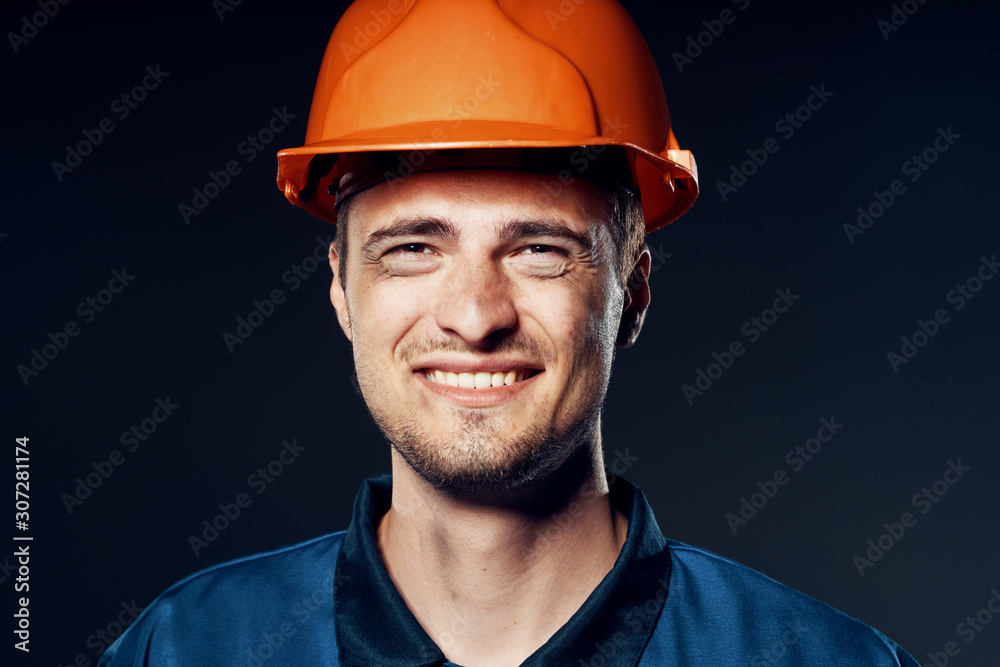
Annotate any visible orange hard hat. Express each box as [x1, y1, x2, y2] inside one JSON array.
[[276, 0, 698, 233]]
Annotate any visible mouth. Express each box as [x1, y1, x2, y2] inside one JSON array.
[[419, 368, 542, 388]]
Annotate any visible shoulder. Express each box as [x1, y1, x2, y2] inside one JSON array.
[[639, 540, 918, 666], [99, 531, 346, 666]]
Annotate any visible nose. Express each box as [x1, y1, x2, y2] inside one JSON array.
[[434, 255, 517, 347]]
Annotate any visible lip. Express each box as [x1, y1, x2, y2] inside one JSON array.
[[414, 368, 543, 408]]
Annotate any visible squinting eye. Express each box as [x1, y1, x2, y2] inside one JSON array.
[[391, 243, 431, 255], [523, 244, 559, 254]]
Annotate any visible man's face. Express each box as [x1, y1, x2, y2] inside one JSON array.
[[329, 168, 648, 499]]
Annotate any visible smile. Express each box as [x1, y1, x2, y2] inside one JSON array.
[[421, 369, 541, 388]]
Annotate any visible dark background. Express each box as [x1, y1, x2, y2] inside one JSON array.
[[2, 0, 998, 664]]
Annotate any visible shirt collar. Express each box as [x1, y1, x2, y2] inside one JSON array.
[[334, 472, 672, 667]]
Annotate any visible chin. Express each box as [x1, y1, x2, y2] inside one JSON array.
[[377, 403, 604, 503]]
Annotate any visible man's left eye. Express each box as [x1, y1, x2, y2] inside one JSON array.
[[521, 244, 561, 255], [390, 243, 432, 255]]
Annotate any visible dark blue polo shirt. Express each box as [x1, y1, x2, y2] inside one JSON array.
[[99, 473, 918, 666]]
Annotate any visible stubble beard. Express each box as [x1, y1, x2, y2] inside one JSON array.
[[368, 393, 605, 502]]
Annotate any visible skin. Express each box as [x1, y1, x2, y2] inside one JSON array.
[[328, 168, 651, 667]]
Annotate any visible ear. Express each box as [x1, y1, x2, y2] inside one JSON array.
[[329, 241, 353, 342], [616, 248, 651, 348]]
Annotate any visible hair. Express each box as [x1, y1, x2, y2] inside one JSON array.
[[605, 187, 648, 289], [333, 181, 647, 293]]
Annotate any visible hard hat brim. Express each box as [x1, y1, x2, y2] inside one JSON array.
[[276, 120, 697, 233]]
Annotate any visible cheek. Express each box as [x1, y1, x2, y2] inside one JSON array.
[[574, 283, 623, 374], [353, 283, 424, 357], [533, 281, 615, 361]]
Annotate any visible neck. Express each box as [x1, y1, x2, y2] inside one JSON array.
[[377, 442, 628, 667]]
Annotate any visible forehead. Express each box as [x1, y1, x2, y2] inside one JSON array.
[[345, 168, 609, 236]]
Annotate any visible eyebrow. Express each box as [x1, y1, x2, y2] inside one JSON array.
[[361, 218, 459, 255], [360, 216, 593, 255], [497, 219, 593, 252]]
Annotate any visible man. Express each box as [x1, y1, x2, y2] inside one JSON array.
[[102, 1, 918, 664]]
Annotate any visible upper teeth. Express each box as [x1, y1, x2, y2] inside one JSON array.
[[424, 370, 531, 388]]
